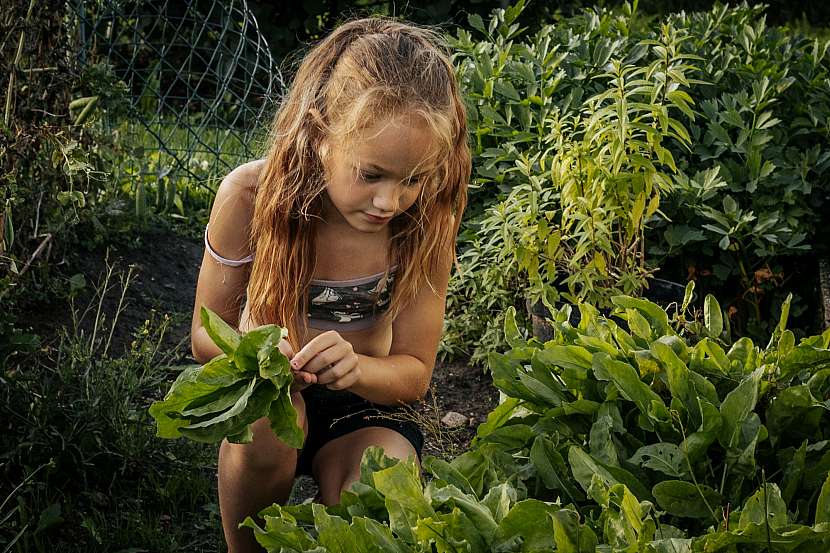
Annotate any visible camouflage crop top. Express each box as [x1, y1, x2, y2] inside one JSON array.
[[204, 224, 396, 331], [306, 268, 397, 331]]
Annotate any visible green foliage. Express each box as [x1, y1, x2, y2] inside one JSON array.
[[0, 264, 220, 551], [649, 3, 830, 336], [476, 282, 830, 538], [442, 1, 830, 364], [149, 307, 302, 447], [243, 446, 600, 552], [246, 284, 830, 550], [445, 0, 680, 363]]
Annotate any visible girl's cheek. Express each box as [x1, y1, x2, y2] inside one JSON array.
[[401, 188, 422, 211]]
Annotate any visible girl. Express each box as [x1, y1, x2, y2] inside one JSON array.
[[190, 16, 470, 552]]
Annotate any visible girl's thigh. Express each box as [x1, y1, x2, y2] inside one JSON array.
[[311, 426, 418, 504]]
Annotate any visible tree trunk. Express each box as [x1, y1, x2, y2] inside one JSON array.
[[820, 257, 830, 330], [526, 298, 553, 342]]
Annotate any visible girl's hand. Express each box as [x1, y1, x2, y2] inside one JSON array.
[[278, 338, 317, 392], [290, 331, 360, 391]]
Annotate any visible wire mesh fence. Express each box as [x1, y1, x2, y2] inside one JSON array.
[[71, 0, 282, 191]]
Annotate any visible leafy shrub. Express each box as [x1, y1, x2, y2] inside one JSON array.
[[442, 1, 830, 364], [650, 3, 830, 337], [474, 282, 830, 543], [0, 264, 220, 551]]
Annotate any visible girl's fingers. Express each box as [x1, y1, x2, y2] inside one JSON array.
[[290, 331, 342, 370], [299, 341, 352, 374], [315, 354, 358, 385], [325, 366, 361, 391], [290, 370, 316, 392], [279, 338, 295, 359]]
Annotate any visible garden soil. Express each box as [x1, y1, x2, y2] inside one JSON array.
[[24, 227, 499, 503]]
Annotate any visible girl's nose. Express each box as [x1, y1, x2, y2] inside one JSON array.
[[372, 184, 400, 214]]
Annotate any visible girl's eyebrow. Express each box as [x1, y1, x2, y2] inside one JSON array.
[[363, 162, 430, 177]]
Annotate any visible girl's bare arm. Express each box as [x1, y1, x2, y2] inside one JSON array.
[[190, 162, 259, 364]]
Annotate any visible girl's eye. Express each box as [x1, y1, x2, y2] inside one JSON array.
[[360, 172, 381, 182]]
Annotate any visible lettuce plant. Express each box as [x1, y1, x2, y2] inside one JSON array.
[[149, 306, 303, 446], [243, 446, 606, 552], [477, 282, 830, 540], [236, 285, 830, 551]]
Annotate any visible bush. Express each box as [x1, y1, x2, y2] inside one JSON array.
[[650, 3, 830, 337], [0, 263, 220, 551], [442, 1, 830, 364]]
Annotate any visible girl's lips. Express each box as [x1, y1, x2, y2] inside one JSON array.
[[364, 212, 393, 224]]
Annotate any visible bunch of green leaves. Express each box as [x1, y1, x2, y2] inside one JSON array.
[[476, 282, 830, 541], [444, 1, 652, 362], [241, 446, 641, 553], [648, 2, 830, 336], [149, 307, 303, 446]]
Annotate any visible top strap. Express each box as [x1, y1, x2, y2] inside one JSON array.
[[204, 224, 255, 267]]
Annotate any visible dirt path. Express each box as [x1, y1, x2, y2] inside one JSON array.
[[25, 226, 499, 500]]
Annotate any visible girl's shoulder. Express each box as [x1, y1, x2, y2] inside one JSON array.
[[206, 160, 266, 260], [221, 159, 266, 197], [214, 159, 267, 215]]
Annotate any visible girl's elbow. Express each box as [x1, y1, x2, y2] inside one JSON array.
[[411, 368, 432, 402], [190, 326, 214, 364]]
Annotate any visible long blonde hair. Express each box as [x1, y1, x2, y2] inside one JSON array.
[[248, 16, 470, 348]]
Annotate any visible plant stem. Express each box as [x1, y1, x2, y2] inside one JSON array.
[[3, 0, 36, 128]]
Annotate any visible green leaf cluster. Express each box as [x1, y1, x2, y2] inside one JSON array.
[[242, 285, 830, 550], [442, 0, 830, 363], [149, 307, 303, 446], [476, 283, 830, 543], [243, 446, 602, 552]]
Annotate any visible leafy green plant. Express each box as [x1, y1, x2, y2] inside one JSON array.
[[475, 282, 830, 540], [149, 307, 303, 446], [519, 20, 699, 308], [241, 446, 628, 552], [1, 261, 221, 551], [648, 3, 830, 337], [443, 1, 698, 362]]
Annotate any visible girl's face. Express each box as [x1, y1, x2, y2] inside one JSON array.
[[320, 113, 437, 234]]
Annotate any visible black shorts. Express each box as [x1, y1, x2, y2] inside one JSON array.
[[296, 385, 424, 477]]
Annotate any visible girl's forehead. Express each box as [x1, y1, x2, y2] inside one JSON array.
[[344, 115, 442, 174]]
